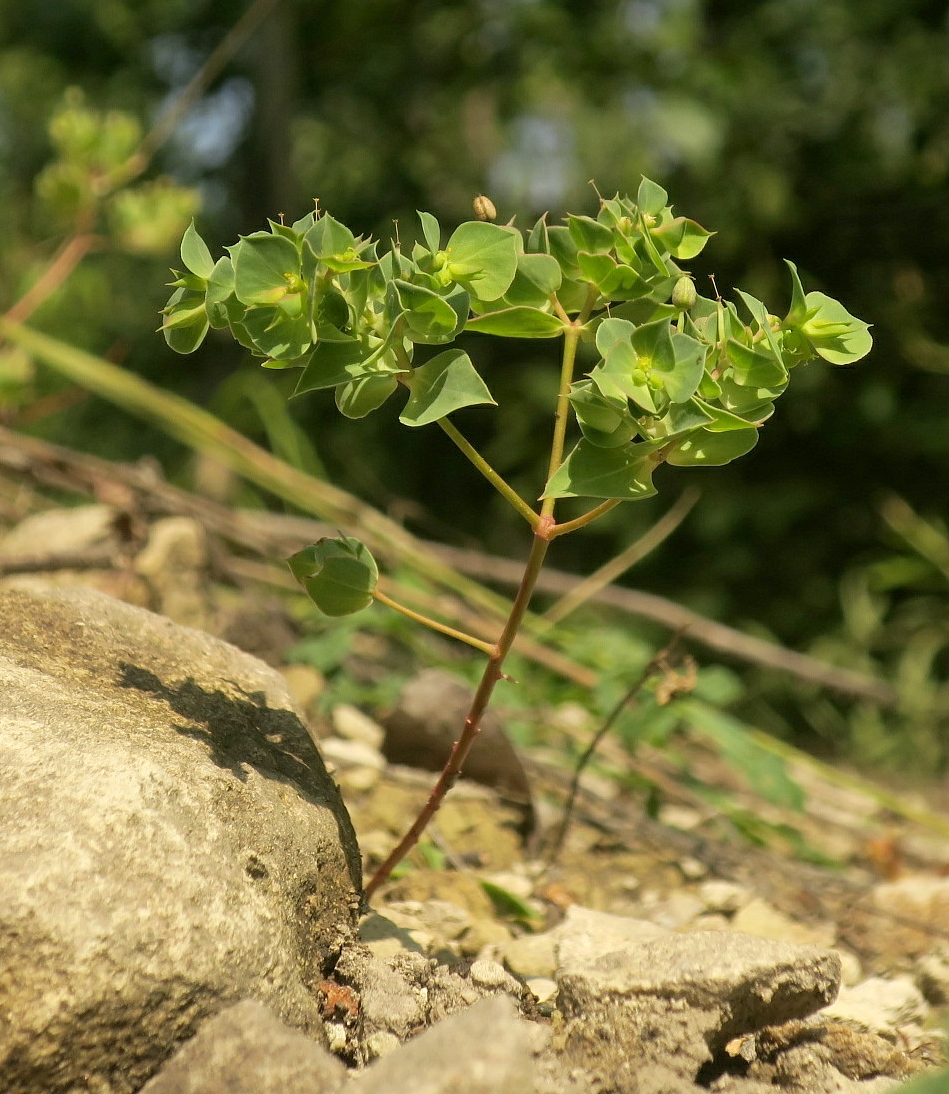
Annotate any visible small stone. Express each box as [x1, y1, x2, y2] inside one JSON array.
[[679, 856, 708, 880], [699, 879, 753, 914], [526, 977, 558, 1004], [916, 941, 949, 1004], [647, 889, 705, 929], [279, 663, 325, 713], [731, 897, 836, 948], [503, 931, 559, 980], [836, 948, 863, 987], [332, 703, 385, 748], [459, 917, 513, 957], [823, 975, 929, 1037], [365, 1030, 401, 1059], [469, 958, 519, 992]]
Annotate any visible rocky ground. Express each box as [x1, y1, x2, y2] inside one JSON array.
[[1, 486, 948, 1093]]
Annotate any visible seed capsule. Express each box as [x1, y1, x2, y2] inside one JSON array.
[[473, 194, 497, 222], [672, 275, 697, 311]]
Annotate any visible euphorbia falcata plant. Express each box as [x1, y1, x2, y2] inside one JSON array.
[[162, 179, 871, 898]]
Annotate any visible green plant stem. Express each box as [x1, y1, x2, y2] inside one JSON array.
[[364, 524, 552, 899], [541, 324, 583, 519], [549, 499, 623, 538], [372, 586, 495, 654], [437, 418, 539, 528]]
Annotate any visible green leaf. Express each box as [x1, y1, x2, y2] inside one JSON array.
[[503, 252, 562, 307], [666, 426, 759, 466], [568, 380, 637, 448], [336, 373, 399, 418], [650, 217, 713, 260], [640, 400, 712, 440], [287, 536, 378, 616], [800, 292, 873, 364], [161, 287, 209, 354], [593, 340, 661, 414], [444, 221, 519, 301], [546, 225, 581, 279], [466, 306, 565, 338], [230, 232, 300, 306], [568, 214, 615, 254], [389, 279, 469, 344], [736, 289, 786, 368], [726, 339, 788, 387], [240, 306, 313, 361], [479, 879, 543, 926], [418, 210, 441, 254], [205, 256, 242, 329], [784, 259, 808, 325], [400, 349, 496, 426], [304, 212, 356, 260], [683, 701, 805, 810], [527, 214, 550, 254], [662, 331, 707, 402], [180, 220, 214, 279], [294, 339, 400, 395], [544, 438, 660, 500], [637, 176, 668, 217]]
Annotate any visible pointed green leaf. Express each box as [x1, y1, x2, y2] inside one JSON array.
[[784, 259, 808, 325], [418, 210, 441, 254], [544, 438, 660, 500], [527, 215, 550, 255], [399, 349, 496, 427], [568, 380, 637, 448], [288, 536, 378, 616], [390, 279, 469, 344], [568, 214, 615, 255], [639, 400, 712, 440], [161, 287, 209, 354], [725, 339, 788, 387], [294, 339, 399, 395], [650, 217, 714, 260], [241, 306, 313, 361], [637, 176, 668, 217], [546, 225, 581, 279], [304, 212, 357, 259], [466, 306, 565, 338], [666, 427, 759, 466], [336, 373, 398, 418], [180, 221, 214, 279], [230, 232, 300, 305], [205, 256, 243, 329], [503, 252, 562, 307], [444, 221, 518, 301], [800, 292, 873, 364]]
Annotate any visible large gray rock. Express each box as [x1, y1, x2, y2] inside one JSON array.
[[139, 999, 346, 1094], [0, 586, 362, 1094], [556, 930, 841, 1091]]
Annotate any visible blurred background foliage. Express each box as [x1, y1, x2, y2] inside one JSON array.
[[2, 0, 949, 777]]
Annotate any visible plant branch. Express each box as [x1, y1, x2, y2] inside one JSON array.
[[437, 418, 539, 528], [372, 585, 495, 655], [549, 498, 624, 538], [541, 325, 583, 519], [364, 524, 552, 899], [544, 635, 686, 867], [544, 487, 700, 622]]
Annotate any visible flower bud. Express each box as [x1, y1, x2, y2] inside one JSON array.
[[472, 194, 497, 222], [672, 275, 697, 311]]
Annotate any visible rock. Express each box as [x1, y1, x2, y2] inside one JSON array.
[[332, 703, 385, 749], [349, 996, 534, 1094], [916, 941, 949, 1005], [555, 904, 668, 976], [868, 877, 949, 959], [0, 586, 362, 1094], [382, 669, 533, 811], [138, 999, 345, 1093], [134, 516, 211, 628], [504, 930, 560, 980], [823, 976, 929, 1038], [0, 502, 120, 557], [731, 896, 837, 948], [555, 930, 841, 1089], [699, 878, 754, 914]]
